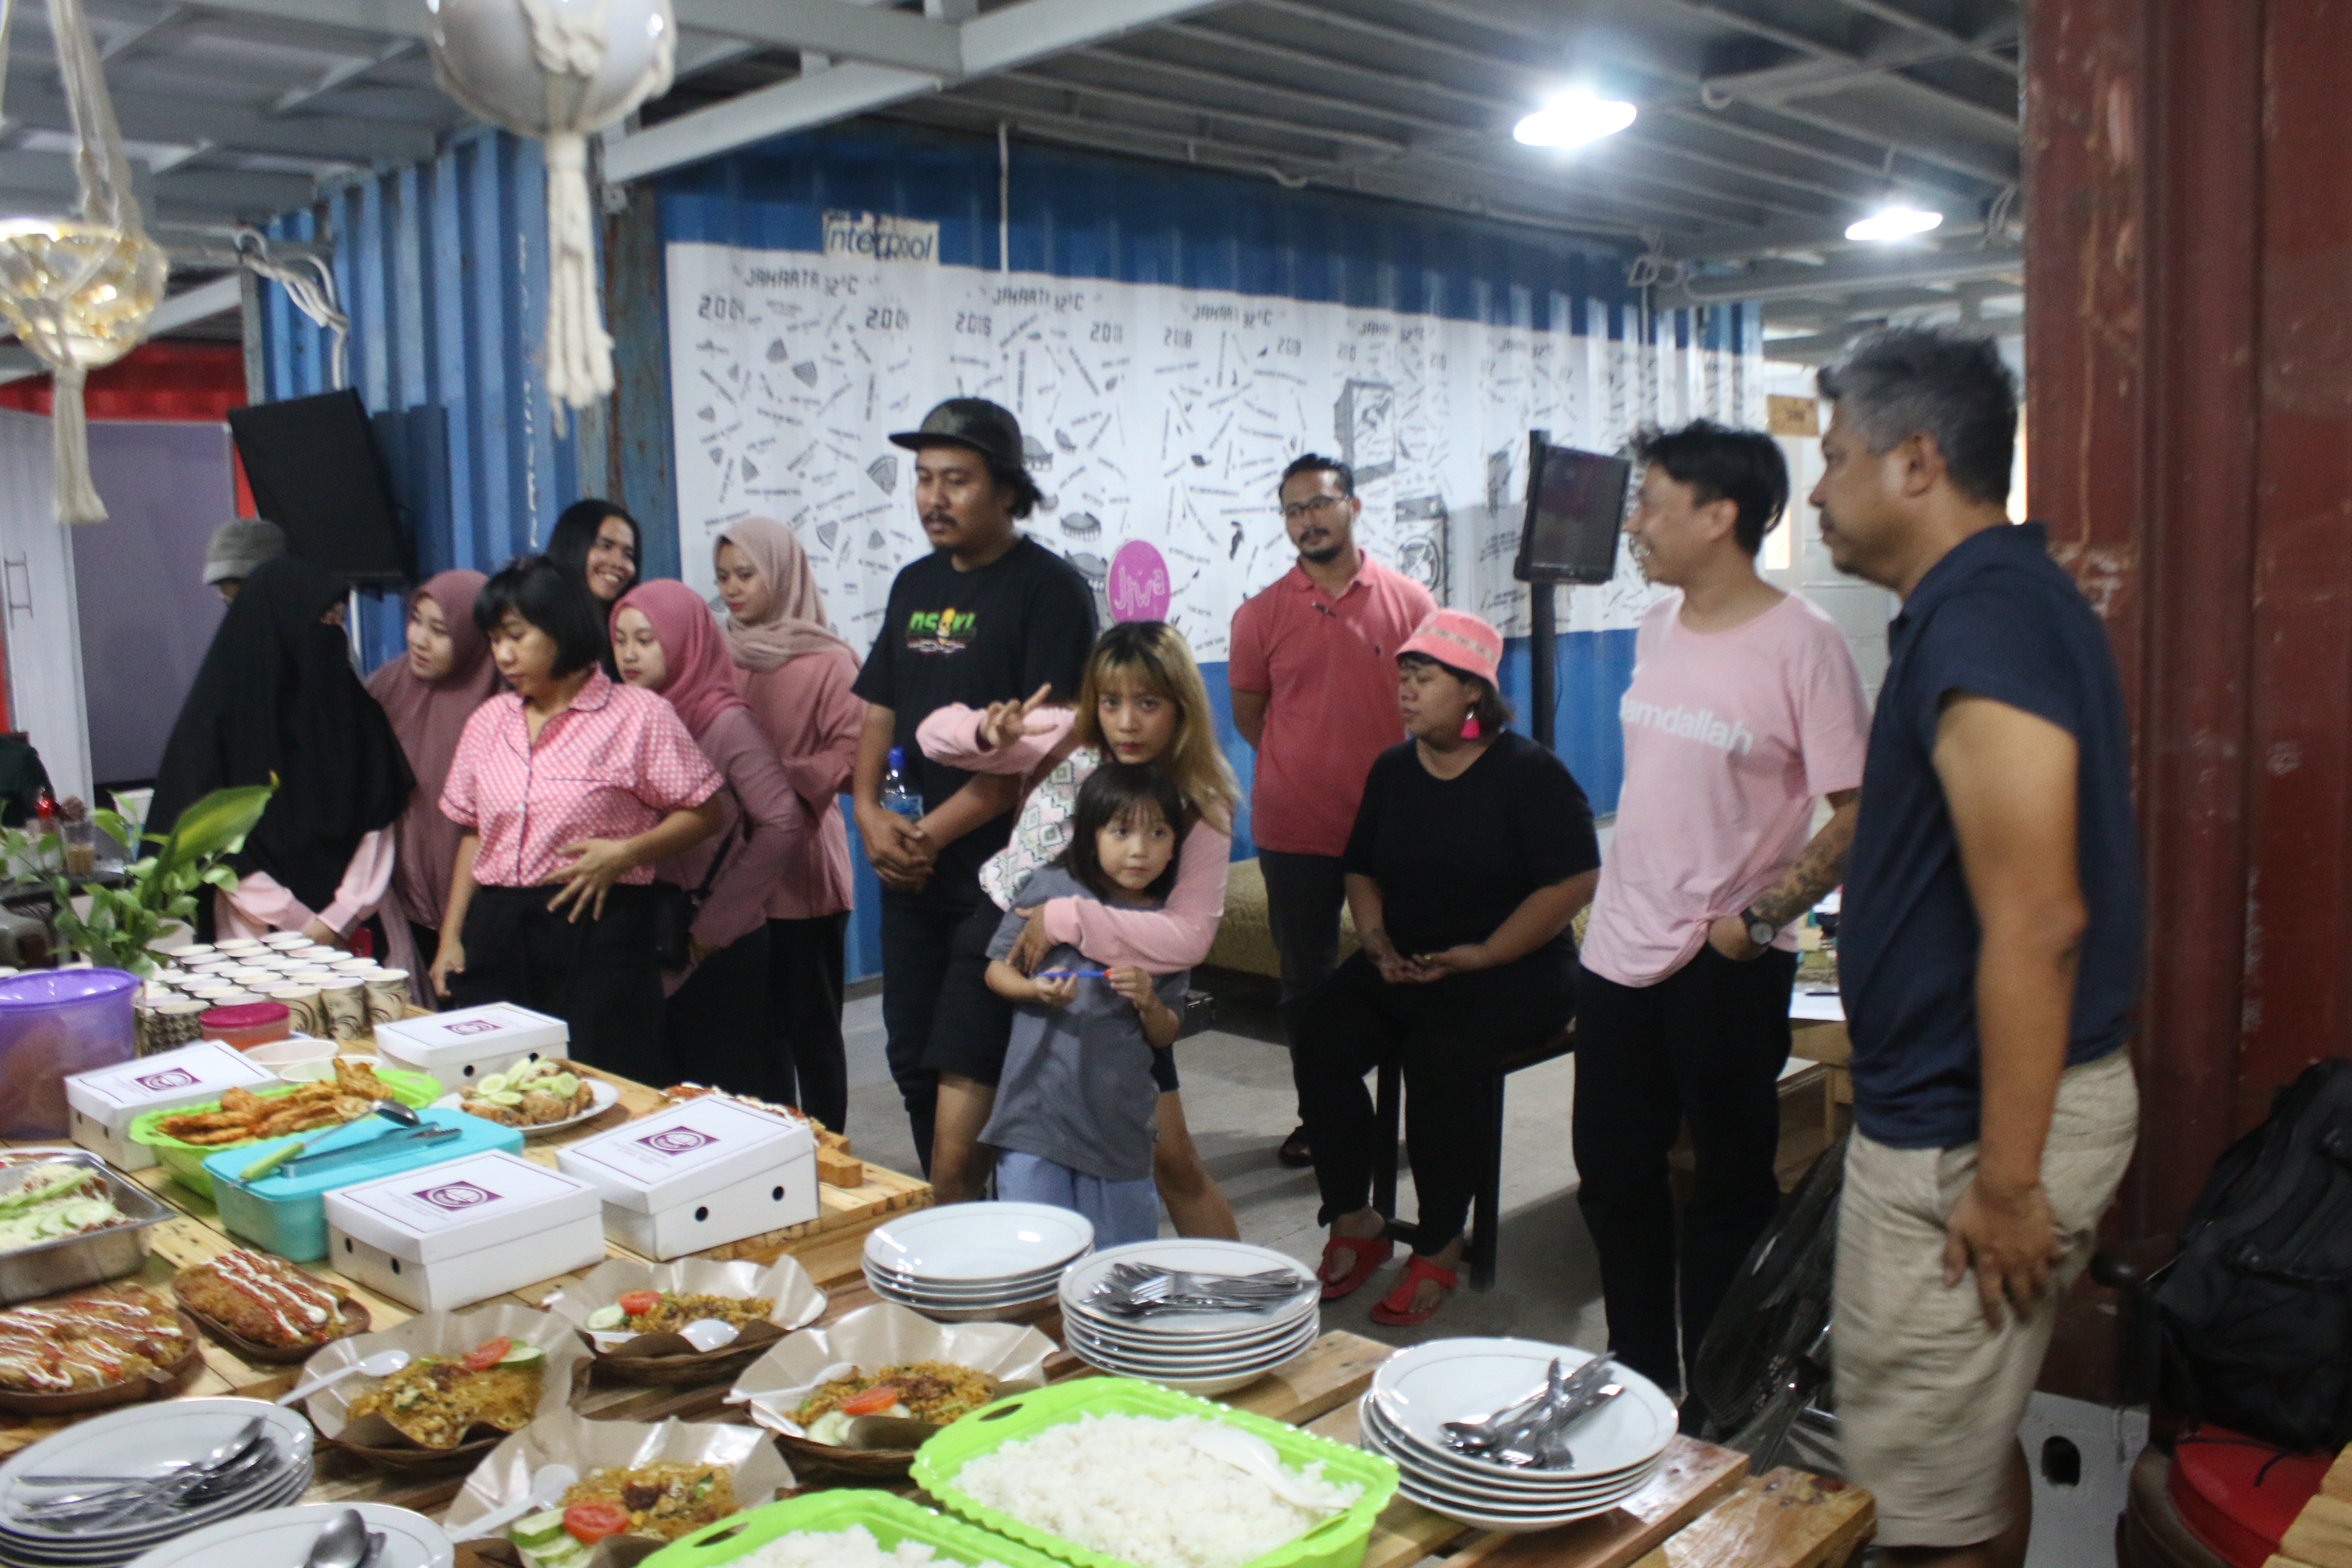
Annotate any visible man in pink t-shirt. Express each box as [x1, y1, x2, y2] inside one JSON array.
[[1230, 453, 1437, 1167], [1574, 422, 1869, 1418]]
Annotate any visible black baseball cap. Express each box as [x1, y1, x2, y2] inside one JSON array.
[[888, 398, 1026, 475]]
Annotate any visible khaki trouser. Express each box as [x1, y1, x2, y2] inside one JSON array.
[[1834, 1048, 2139, 1549]]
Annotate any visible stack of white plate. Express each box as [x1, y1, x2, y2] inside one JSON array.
[[1057, 1239, 1321, 1396], [863, 1201, 1093, 1321], [127, 1504, 451, 1568], [0, 1400, 315, 1568], [1360, 1338, 1676, 1533]]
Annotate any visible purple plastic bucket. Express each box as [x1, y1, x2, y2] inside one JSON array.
[[0, 969, 138, 1139]]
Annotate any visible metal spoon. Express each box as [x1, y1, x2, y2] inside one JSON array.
[[14, 1418, 265, 1517], [447, 1462, 578, 1546], [303, 1509, 370, 1568], [279, 1347, 411, 1406]]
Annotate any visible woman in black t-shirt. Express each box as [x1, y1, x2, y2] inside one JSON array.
[[1293, 610, 1601, 1328]]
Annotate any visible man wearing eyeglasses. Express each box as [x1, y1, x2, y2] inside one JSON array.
[[1229, 453, 1437, 1168]]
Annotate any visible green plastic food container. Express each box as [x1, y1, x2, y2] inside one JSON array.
[[125, 1064, 442, 1197], [642, 1489, 1064, 1568], [911, 1377, 1400, 1568]]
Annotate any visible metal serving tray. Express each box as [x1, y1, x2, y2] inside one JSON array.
[[0, 1149, 173, 1305]]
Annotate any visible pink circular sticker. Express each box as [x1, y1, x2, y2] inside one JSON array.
[[1107, 540, 1172, 623]]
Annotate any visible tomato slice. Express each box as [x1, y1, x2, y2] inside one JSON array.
[[838, 1385, 902, 1418], [461, 1337, 512, 1372], [617, 1290, 662, 1317], [563, 1501, 631, 1546]]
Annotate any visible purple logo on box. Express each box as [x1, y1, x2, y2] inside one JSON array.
[[637, 1127, 717, 1156], [133, 1068, 199, 1092], [416, 1181, 497, 1211], [443, 1019, 505, 1037]]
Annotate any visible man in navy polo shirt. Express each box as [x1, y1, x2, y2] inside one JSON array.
[[1815, 328, 2140, 1568]]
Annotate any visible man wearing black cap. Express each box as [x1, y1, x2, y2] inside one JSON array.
[[851, 397, 1098, 1170]]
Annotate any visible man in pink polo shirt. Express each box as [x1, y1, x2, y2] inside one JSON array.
[[1230, 453, 1437, 1167], [1574, 420, 1870, 1426]]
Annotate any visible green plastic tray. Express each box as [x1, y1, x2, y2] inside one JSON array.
[[126, 1064, 442, 1197], [912, 1377, 1400, 1568], [641, 1489, 1065, 1568]]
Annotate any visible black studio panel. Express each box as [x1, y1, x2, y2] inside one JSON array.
[[227, 389, 412, 585], [1514, 437, 1632, 587]]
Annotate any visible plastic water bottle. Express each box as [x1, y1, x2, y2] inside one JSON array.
[[881, 747, 924, 823]]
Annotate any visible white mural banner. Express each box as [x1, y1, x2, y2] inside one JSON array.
[[667, 240, 1760, 660]]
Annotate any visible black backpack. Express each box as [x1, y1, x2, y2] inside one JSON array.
[[2148, 1057, 2352, 1452]]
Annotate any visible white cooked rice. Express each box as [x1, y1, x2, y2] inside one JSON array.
[[734, 1522, 1011, 1568], [948, 1412, 1361, 1568]]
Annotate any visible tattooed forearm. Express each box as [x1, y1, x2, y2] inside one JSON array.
[[1749, 791, 1860, 929]]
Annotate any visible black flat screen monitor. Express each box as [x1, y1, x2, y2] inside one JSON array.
[[227, 389, 410, 584], [1514, 436, 1630, 585]]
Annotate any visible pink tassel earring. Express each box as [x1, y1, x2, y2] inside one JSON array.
[[1461, 714, 1481, 740]]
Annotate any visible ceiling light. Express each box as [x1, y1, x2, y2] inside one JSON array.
[[1846, 205, 1944, 242], [1514, 89, 1637, 149]]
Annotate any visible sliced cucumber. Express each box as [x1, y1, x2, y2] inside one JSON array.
[[509, 1510, 567, 1549], [546, 1073, 580, 1098], [478, 1072, 508, 1094], [584, 1305, 624, 1330], [497, 1341, 546, 1366]]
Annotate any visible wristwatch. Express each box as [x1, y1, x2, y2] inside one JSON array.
[[1742, 908, 1779, 949]]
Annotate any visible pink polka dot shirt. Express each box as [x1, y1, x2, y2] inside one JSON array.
[[440, 666, 722, 888]]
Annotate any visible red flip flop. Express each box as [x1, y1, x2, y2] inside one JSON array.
[[1317, 1233, 1394, 1301], [1369, 1254, 1459, 1327]]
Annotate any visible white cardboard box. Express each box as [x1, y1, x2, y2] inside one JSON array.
[[66, 1040, 280, 1170], [371, 1002, 568, 1093], [555, 1098, 818, 1260], [323, 1149, 605, 1311]]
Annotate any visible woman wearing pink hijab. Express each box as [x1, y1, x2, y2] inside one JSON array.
[[366, 570, 504, 997], [712, 518, 865, 1133], [612, 579, 810, 1097]]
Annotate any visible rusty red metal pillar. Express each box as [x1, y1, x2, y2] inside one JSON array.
[[2026, 0, 2267, 1236]]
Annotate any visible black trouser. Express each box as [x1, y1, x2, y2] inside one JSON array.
[[768, 913, 849, 1131], [449, 884, 668, 1085], [664, 924, 783, 1102], [1259, 849, 1350, 1122], [878, 885, 981, 1173], [1289, 950, 1573, 1255], [1571, 945, 1798, 1402]]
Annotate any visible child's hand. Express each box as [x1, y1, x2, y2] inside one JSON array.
[[1028, 973, 1080, 1008], [1106, 965, 1156, 1010]]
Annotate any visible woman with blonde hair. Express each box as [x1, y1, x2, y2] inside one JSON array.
[[915, 620, 1240, 1236]]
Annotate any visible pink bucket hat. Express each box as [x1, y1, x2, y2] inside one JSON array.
[[1397, 609, 1504, 686]]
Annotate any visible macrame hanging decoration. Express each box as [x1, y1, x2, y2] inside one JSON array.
[[428, 0, 674, 416], [0, 0, 167, 522]]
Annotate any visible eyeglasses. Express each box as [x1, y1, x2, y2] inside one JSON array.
[[1281, 495, 1351, 522]]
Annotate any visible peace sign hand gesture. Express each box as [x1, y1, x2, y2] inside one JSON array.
[[977, 684, 1063, 753]]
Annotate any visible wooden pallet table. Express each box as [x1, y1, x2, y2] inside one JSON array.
[[1, 1041, 1875, 1568]]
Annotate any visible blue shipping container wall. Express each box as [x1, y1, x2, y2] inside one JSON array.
[[257, 129, 585, 672], [661, 122, 1746, 977], [250, 118, 1757, 982]]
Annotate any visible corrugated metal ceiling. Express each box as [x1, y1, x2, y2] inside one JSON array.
[[0, 0, 2021, 357]]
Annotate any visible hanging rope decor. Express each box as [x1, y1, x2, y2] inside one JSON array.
[[427, 0, 674, 415], [0, 0, 166, 523]]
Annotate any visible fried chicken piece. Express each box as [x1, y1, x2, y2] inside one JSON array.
[[218, 1086, 264, 1119]]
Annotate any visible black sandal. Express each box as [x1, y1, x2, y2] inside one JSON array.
[[1277, 1126, 1314, 1167]]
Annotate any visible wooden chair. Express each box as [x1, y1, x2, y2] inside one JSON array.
[[1369, 1021, 1576, 1291]]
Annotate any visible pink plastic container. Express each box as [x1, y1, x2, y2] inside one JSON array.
[[0, 969, 138, 1138]]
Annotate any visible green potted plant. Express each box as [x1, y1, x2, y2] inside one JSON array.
[[0, 783, 275, 977]]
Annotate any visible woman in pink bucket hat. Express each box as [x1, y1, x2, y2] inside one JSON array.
[[1288, 608, 1603, 1325]]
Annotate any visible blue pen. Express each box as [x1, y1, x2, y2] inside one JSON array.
[[1035, 967, 1109, 980]]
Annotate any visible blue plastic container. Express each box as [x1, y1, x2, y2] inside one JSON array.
[[205, 1105, 524, 1262], [0, 969, 138, 1139]]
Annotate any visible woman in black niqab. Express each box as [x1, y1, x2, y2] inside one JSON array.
[[151, 556, 415, 934]]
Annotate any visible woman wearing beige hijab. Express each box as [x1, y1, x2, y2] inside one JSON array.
[[714, 518, 866, 1130]]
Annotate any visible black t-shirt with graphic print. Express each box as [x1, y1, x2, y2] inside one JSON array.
[[853, 536, 1097, 901]]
